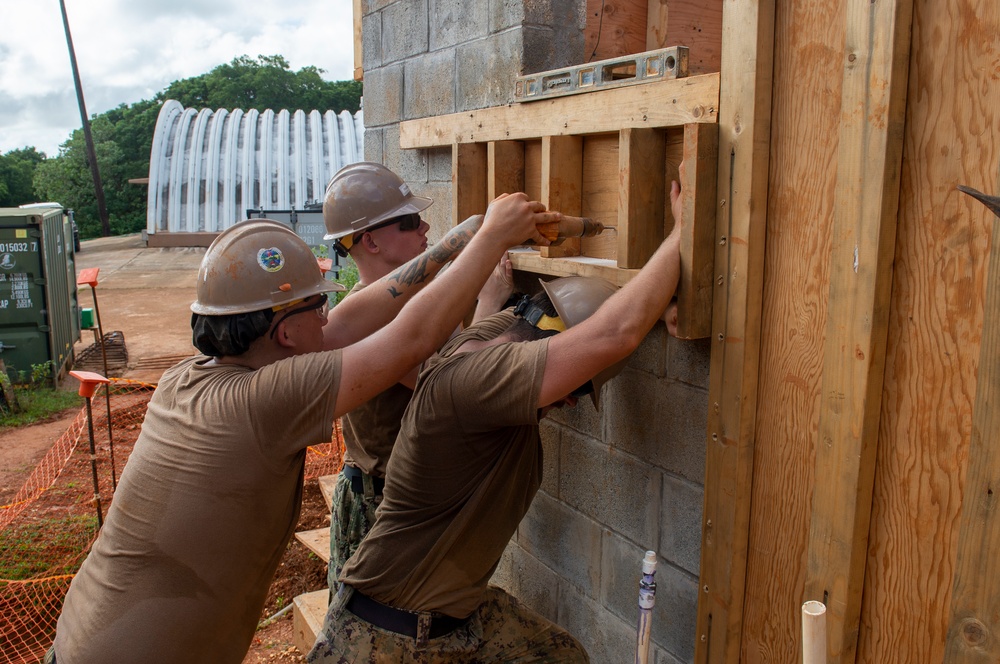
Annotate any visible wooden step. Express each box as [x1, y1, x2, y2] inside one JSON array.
[[295, 527, 331, 563], [318, 474, 337, 511], [292, 589, 328, 655]]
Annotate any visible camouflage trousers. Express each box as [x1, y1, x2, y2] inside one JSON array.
[[327, 470, 381, 591], [307, 584, 589, 663]]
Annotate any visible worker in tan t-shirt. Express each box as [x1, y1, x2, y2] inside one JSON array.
[[308, 177, 687, 662], [49, 191, 557, 664], [321, 162, 516, 588]]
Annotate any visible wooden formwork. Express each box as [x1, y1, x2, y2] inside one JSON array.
[[388, 0, 1000, 661]]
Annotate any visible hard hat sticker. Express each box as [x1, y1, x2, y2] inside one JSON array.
[[257, 247, 285, 273], [399, 183, 411, 196]]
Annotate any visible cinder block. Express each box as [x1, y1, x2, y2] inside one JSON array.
[[539, 420, 560, 498], [430, 0, 489, 51], [559, 430, 660, 546], [382, 0, 429, 64], [659, 473, 703, 575], [518, 491, 603, 601], [599, 534, 698, 661], [604, 369, 708, 484], [383, 125, 428, 184], [489, 0, 568, 32], [427, 147, 452, 182], [361, 64, 403, 127], [521, 22, 584, 76], [456, 33, 524, 111], [363, 0, 397, 13], [403, 49, 456, 120], [546, 393, 601, 439], [557, 581, 637, 664], [629, 321, 670, 378], [362, 9, 382, 71], [364, 128, 384, 164], [655, 646, 686, 664], [667, 335, 711, 389], [490, 542, 560, 622]]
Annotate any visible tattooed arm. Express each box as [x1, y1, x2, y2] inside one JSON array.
[[332, 193, 557, 416], [323, 214, 483, 350]]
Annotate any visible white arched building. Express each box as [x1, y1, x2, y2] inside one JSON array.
[[145, 99, 363, 246]]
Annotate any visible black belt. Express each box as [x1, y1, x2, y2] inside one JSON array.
[[342, 464, 385, 495], [346, 589, 470, 640]]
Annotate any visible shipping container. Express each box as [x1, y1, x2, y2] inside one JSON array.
[[0, 206, 80, 386]]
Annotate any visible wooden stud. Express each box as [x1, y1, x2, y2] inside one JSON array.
[[452, 142, 488, 224], [353, 0, 363, 81], [488, 141, 525, 200], [695, 0, 775, 661], [803, 0, 914, 661], [508, 249, 638, 287], [618, 127, 667, 269], [945, 205, 1000, 661], [540, 135, 583, 258], [674, 123, 718, 340], [400, 74, 720, 149]]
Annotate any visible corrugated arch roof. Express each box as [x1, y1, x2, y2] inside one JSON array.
[[146, 99, 364, 237]]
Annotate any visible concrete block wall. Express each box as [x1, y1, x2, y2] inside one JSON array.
[[359, 2, 709, 662]]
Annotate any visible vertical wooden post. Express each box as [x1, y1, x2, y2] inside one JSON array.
[[353, 0, 363, 81], [618, 127, 666, 269], [488, 141, 525, 200], [675, 123, 719, 340], [452, 142, 488, 224], [540, 136, 583, 258], [804, 0, 913, 660], [695, 0, 775, 660], [945, 188, 1000, 662]]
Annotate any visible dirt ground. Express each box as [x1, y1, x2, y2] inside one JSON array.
[[0, 234, 330, 663]]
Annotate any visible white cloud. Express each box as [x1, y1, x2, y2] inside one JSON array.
[[0, 0, 356, 155]]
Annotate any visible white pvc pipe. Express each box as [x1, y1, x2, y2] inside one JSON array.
[[635, 550, 657, 664], [801, 600, 827, 664]]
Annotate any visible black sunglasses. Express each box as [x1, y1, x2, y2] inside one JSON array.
[[269, 293, 329, 338], [366, 213, 423, 234]]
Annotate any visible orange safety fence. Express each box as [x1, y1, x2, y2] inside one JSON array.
[[0, 379, 344, 664]]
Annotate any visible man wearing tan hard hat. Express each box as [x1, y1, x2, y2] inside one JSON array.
[[49, 187, 556, 664], [321, 162, 515, 592], [309, 177, 686, 662]]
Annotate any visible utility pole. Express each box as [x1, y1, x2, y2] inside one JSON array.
[[59, 0, 111, 237]]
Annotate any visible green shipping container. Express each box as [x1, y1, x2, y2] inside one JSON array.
[[0, 206, 80, 386]]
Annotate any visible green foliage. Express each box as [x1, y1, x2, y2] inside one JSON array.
[[0, 147, 46, 206], [31, 55, 362, 239], [0, 384, 82, 429], [332, 257, 359, 304]]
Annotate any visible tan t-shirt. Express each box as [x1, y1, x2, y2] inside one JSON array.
[[54, 351, 342, 664], [342, 297, 516, 477], [341, 329, 547, 619]]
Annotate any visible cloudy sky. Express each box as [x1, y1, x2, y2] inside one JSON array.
[[0, 0, 356, 156]]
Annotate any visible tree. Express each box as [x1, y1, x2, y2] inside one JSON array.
[[0, 147, 46, 207], [33, 55, 362, 239]]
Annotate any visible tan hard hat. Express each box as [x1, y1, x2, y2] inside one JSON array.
[[191, 219, 345, 316], [540, 276, 627, 406], [322, 162, 433, 242]]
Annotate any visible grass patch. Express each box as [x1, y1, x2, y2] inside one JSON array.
[[0, 387, 82, 429], [0, 514, 98, 580]]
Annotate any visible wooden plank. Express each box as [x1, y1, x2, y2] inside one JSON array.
[[524, 140, 543, 203], [617, 127, 666, 268], [540, 136, 583, 258], [859, 0, 1000, 660], [353, 0, 363, 81], [581, 134, 621, 260], [318, 474, 337, 512], [694, 0, 775, 661], [295, 528, 331, 563], [945, 204, 1000, 661], [488, 141, 525, 199], [452, 142, 488, 224], [648, 0, 724, 74], [292, 589, 328, 655], [509, 248, 638, 287], [674, 123, 718, 340], [400, 73, 720, 149], [585, 0, 648, 62], [802, 0, 914, 661]]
